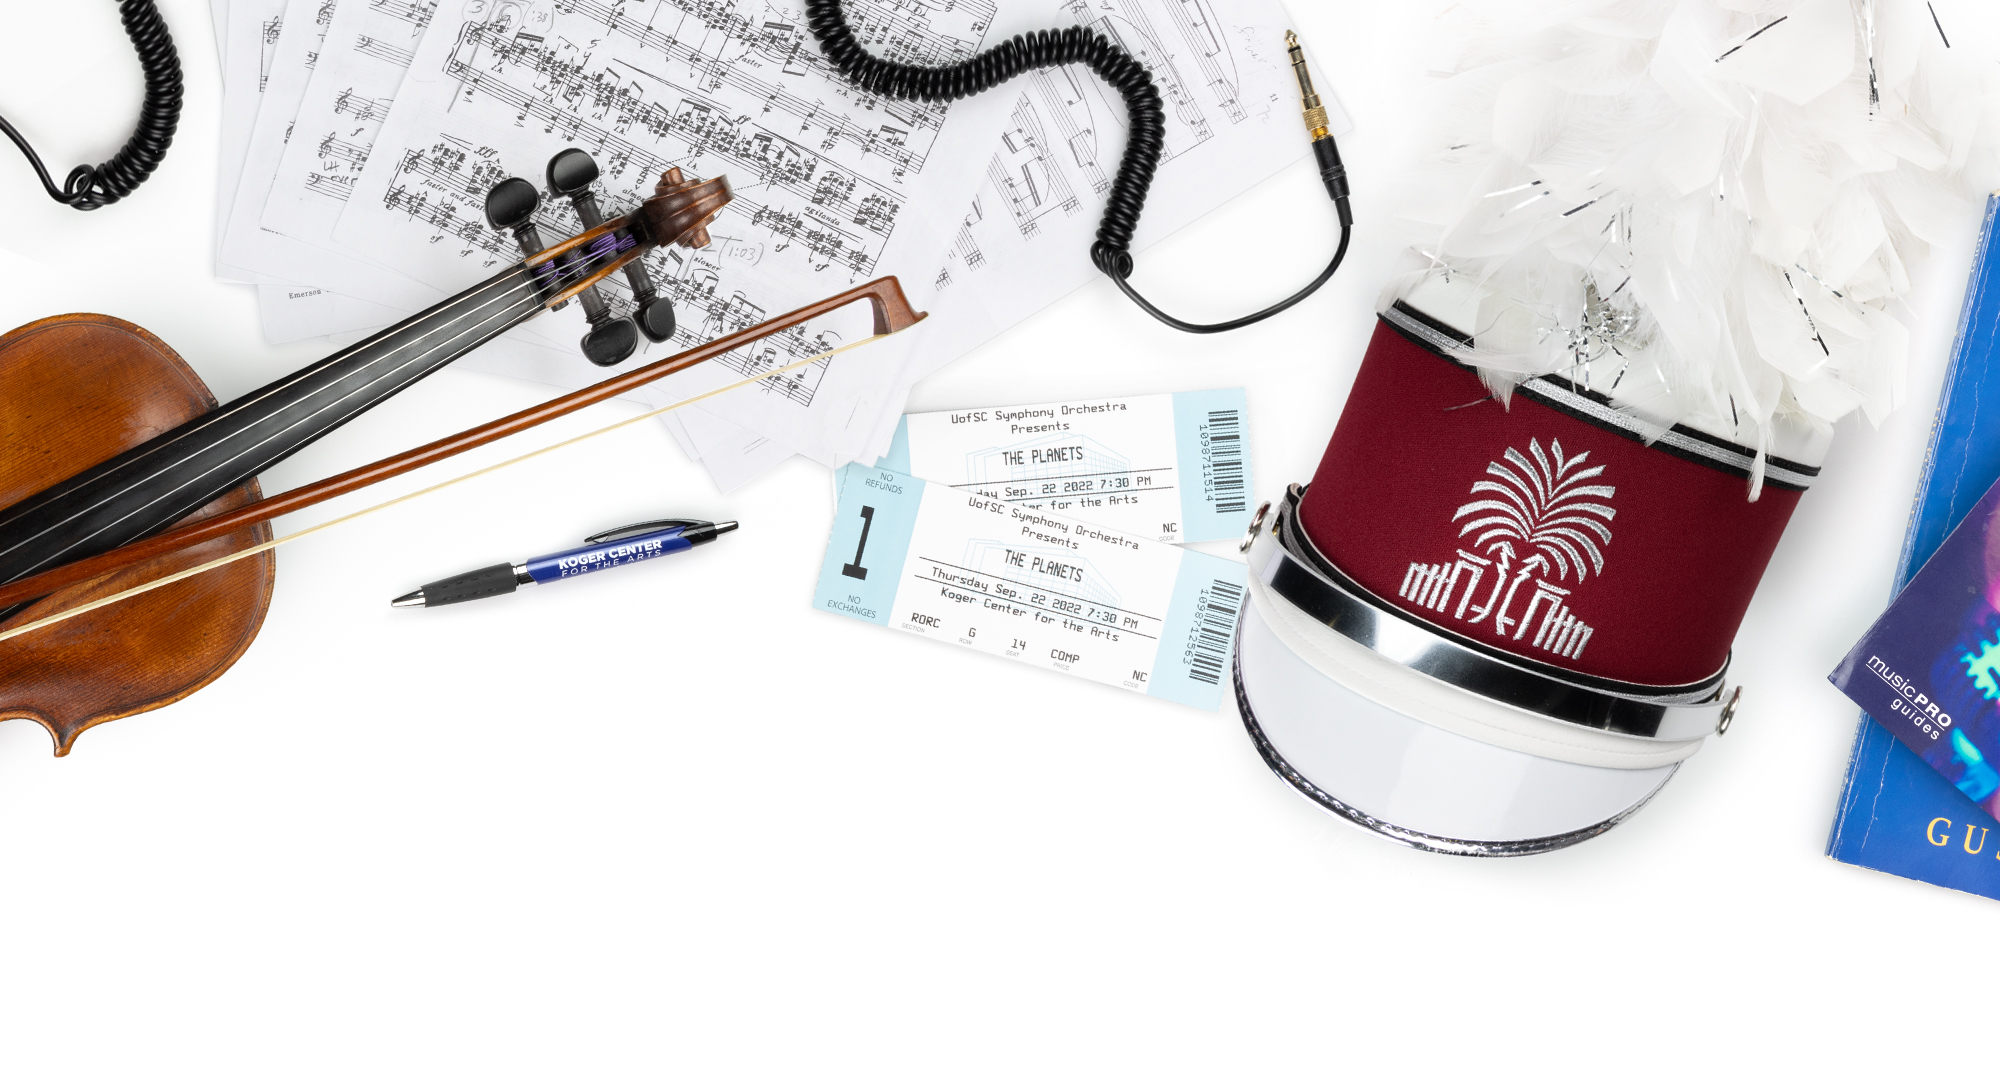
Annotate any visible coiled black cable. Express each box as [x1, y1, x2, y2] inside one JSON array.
[[805, 0, 1350, 333], [0, 0, 182, 211]]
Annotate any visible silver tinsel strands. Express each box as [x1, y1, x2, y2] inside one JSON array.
[[1382, 0, 1993, 495]]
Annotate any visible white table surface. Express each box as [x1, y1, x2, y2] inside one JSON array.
[[3, 1, 1996, 1076]]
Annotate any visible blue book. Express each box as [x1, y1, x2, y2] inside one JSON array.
[[1827, 193, 2000, 898]]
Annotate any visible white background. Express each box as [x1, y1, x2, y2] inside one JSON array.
[[2, 1, 1996, 1076]]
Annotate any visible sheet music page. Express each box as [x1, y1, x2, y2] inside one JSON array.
[[252, 0, 623, 350], [260, 0, 438, 261], [222, 0, 454, 316], [670, 405, 800, 493], [331, 0, 999, 466], [255, 280, 406, 343], [218, 0, 395, 340], [241, 0, 454, 342], [237, 0, 578, 347]]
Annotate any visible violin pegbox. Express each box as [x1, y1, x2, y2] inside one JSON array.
[[548, 149, 675, 345], [480, 151, 731, 369], [484, 159, 640, 368]]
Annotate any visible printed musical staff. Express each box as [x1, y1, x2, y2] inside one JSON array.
[[303, 172, 355, 202], [332, 88, 393, 122], [259, 15, 284, 91], [355, 33, 415, 67], [316, 133, 371, 170], [366, 0, 434, 30]]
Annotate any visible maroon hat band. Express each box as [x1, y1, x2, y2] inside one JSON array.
[[1295, 308, 1817, 692]]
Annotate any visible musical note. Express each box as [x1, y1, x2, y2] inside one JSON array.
[[366, 0, 433, 30], [315, 133, 371, 170], [332, 87, 393, 123]]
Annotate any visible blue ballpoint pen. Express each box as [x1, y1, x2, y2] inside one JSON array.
[[391, 518, 738, 608]]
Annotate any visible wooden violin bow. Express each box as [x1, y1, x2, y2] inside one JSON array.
[[0, 152, 916, 752], [0, 277, 923, 618], [0, 164, 731, 604]]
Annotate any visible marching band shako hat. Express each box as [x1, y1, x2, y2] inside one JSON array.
[[1233, 0, 1987, 854], [1235, 286, 1805, 855]]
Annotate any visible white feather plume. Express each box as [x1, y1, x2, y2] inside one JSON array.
[[1387, 0, 1996, 497]]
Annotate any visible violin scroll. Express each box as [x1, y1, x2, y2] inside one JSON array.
[[639, 167, 731, 251]]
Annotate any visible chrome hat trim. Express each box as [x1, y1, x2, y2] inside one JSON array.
[[1261, 486, 1729, 741]]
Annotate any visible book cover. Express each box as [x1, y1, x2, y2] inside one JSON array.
[[1830, 478, 2000, 812], [1826, 193, 2000, 897]]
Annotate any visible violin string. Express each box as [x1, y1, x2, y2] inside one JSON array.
[[0, 333, 886, 645], [0, 237, 624, 572], [0, 282, 548, 578]]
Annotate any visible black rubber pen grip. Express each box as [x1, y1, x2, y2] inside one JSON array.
[[421, 563, 520, 607]]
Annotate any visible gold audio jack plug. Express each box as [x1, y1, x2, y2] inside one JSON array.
[[1288, 30, 1329, 139], [1287, 30, 1351, 227]]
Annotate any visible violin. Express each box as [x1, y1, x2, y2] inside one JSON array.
[[0, 151, 921, 755]]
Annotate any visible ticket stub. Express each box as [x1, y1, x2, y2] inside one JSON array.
[[874, 389, 1250, 544], [815, 465, 1250, 710]]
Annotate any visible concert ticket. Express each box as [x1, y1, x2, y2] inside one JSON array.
[[816, 465, 1250, 710], [873, 389, 1251, 543]]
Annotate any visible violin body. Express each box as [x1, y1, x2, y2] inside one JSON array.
[[0, 260, 546, 753], [0, 315, 274, 755]]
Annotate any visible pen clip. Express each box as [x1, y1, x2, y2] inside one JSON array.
[[584, 518, 710, 545]]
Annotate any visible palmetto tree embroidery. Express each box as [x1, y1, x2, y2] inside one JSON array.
[[1453, 438, 1616, 582], [1396, 437, 1614, 661]]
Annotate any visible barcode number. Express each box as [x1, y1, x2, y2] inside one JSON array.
[[1207, 409, 1245, 514], [1184, 578, 1245, 685]]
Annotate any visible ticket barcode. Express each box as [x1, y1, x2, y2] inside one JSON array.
[[1185, 578, 1245, 685], [1206, 409, 1245, 514]]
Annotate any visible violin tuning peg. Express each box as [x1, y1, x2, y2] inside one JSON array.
[[548, 149, 605, 227], [485, 177, 567, 309], [547, 148, 600, 199], [539, 149, 624, 331], [581, 316, 640, 367], [484, 177, 541, 238], [631, 296, 675, 343]]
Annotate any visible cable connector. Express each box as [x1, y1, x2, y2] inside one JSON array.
[[1286, 30, 1351, 228], [1286, 30, 1330, 140]]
